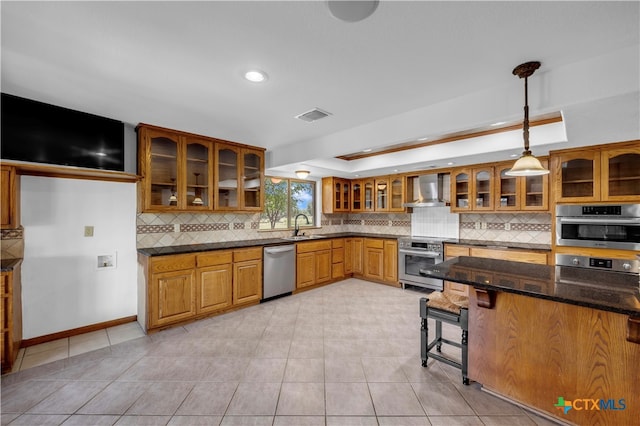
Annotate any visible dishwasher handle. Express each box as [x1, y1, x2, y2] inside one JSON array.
[[264, 245, 295, 255]]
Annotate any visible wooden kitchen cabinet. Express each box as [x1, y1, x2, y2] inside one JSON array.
[[1, 264, 22, 374], [140, 246, 262, 332], [232, 248, 262, 305], [332, 239, 345, 279], [383, 239, 398, 284], [443, 245, 470, 297], [215, 144, 264, 211], [137, 123, 264, 212], [0, 166, 20, 229], [296, 240, 332, 289], [322, 177, 351, 213], [374, 177, 389, 211], [452, 167, 496, 212], [148, 254, 197, 328], [345, 237, 364, 275], [363, 179, 375, 212], [550, 141, 640, 203], [350, 180, 363, 212], [495, 160, 549, 211], [364, 238, 398, 285], [389, 176, 405, 212], [196, 251, 233, 314]]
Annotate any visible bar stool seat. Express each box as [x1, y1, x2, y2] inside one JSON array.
[[420, 292, 470, 385]]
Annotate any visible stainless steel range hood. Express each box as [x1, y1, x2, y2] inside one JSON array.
[[403, 173, 450, 208]]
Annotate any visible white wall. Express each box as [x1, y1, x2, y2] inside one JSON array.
[[21, 176, 137, 339]]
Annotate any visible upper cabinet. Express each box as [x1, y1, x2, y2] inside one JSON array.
[[1, 166, 20, 229], [138, 124, 264, 212], [215, 144, 264, 211], [495, 160, 549, 211], [551, 141, 640, 203], [323, 176, 402, 213], [451, 167, 494, 212], [322, 177, 351, 214]]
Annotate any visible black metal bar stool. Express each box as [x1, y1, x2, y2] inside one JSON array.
[[420, 292, 470, 385]]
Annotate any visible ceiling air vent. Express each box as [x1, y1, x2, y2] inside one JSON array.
[[295, 108, 332, 123]]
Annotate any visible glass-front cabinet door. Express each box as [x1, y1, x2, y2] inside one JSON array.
[[553, 151, 600, 202], [601, 148, 640, 201], [521, 159, 548, 210], [147, 130, 180, 210], [472, 168, 493, 210], [351, 180, 362, 212], [242, 149, 263, 210], [185, 139, 211, 209], [215, 145, 239, 209], [363, 179, 374, 211], [451, 169, 471, 212], [495, 166, 519, 210], [375, 177, 389, 211], [389, 176, 404, 212], [341, 180, 350, 211]]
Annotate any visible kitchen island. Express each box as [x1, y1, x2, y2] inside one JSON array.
[[421, 256, 639, 426]]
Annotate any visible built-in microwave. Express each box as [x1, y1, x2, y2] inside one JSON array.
[[556, 204, 640, 251]]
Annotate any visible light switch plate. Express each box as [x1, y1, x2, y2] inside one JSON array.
[[84, 226, 94, 237]]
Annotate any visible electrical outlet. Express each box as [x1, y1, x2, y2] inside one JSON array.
[[84, 226, 94, 237], [481, 222, 487, 230], [504, 222, 511, 231], [475, 221, 481, 230]]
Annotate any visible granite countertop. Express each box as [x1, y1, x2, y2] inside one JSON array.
[[421, 256, 640, 316], [137, 232, 404, 256], [1, 258, 23, 272], [447, 239, 551, 251]]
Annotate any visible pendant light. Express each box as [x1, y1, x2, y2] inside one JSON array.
[[505, 61, 550, 176]]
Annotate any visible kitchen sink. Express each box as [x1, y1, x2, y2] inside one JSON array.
[[281, 235, 327, 241]]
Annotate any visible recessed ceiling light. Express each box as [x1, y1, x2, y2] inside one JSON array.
[[393, 169, 399, 172], [447, 162, 454, 165], [362, 148, 372, 153], [510, 153, 519, 158], [417, 137, 429, 141], [491, 121, 506, 126], [244, 70, 268, 83]]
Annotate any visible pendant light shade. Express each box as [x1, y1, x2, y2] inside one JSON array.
[[505, 61, 549, 177], [295, 170, 310, 179]]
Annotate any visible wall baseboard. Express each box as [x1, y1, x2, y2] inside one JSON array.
[[21, 315, 138, 348]]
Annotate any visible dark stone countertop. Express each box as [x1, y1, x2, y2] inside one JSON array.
[[1, 258, 22, 272], [137, 232, 405, 257], [446, 239, 551, 251], [421, 256, 640, 316]]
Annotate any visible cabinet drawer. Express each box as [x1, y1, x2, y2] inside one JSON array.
[[233, 247, 262, 262], [151, 254, 196, 273], [297, 240, 332, 253], [0, 274, 8, 295], [331, 239, 344, 249], [470, 247, 548, 265], [445, 245, 471, 257], [197, 250, 233, 268], [365, 239, 384, 249]]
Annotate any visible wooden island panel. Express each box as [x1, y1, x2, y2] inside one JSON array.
[[469, 289, 639, 425]]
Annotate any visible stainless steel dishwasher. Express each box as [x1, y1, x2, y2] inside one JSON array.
[[263, 245, 296, 300]]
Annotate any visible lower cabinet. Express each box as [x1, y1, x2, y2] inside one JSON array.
[[233, 248, 262, 305], [363, 238, 398, 286], [332, 239, 345, 280], [142, 247, 262, 332], [1, 264, 22, 374], [296, 240, 332, 290]]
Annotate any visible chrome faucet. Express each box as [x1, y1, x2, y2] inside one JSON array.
[[293, 214, 310, 236]]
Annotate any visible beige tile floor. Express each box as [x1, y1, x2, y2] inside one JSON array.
[[1, 279, 562, 426]]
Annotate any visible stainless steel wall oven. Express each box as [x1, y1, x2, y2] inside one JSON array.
[[556, 204, 640, 251], [398, 238, 444, 291]]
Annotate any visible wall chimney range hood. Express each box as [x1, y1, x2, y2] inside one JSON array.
[[403, 173, 450, 208]]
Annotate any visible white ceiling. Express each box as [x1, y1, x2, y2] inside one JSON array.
[[2, 1, 639, 178]]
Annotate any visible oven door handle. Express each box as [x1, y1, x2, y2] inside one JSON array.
[[558, 217, 640, 225], [399, 249, 442, 257]]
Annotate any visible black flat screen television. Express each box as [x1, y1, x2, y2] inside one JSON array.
[[1, 93, 125, 171]]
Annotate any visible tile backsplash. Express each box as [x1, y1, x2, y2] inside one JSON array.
[[0, 228, 24, 259], [136, 212, 412, 248], [459, 212, 552, 245]]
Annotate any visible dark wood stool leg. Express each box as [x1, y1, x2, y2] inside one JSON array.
[[461, 308, 469, 385], [420, 298, 428, 367]]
